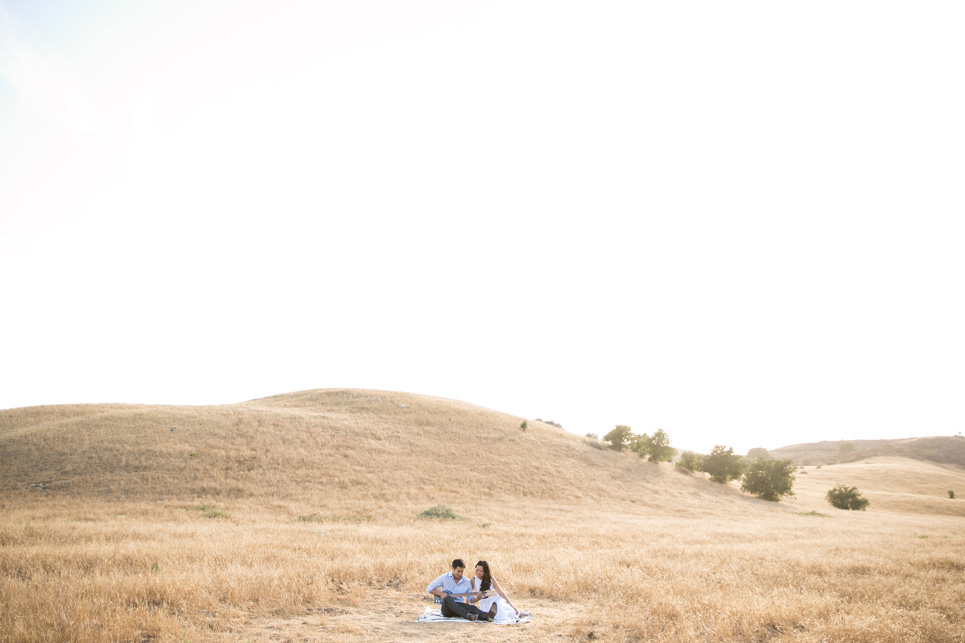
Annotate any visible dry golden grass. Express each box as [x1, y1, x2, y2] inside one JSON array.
[[2, 389, 965, 642]]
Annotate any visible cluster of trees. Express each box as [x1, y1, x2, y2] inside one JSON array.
[[675, 445, 796, 501], [599, 430, 797, 502], [602, 426, 676, 463], [597, 428, 882, 507]]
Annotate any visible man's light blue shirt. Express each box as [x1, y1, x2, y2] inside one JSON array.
[[426, 571, 472, 603]]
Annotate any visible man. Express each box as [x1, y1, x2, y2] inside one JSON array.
[[426, 559, 498, 622]]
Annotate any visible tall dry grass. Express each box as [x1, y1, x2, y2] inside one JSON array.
[[3, 389, 965, 642]]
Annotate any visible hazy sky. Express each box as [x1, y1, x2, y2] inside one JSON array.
[[2, 1, 963, 455]]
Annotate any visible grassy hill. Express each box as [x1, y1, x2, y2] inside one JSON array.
[[3, 389, 965, 643], [0, 388, 750, 517], [769, 435, 965, 468]]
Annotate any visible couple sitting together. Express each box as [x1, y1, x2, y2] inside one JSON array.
[[426, 559, 520, 623]]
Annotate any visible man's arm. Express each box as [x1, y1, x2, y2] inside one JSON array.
[[426, 573, 448, 598]]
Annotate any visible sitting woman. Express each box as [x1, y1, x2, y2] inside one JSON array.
[[469, 560, 521, 623]]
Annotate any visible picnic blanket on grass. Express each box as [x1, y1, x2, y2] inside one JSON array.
[[415, 607, 532, 625]]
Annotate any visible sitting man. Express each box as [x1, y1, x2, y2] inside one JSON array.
[[426, 558, 497, 622]]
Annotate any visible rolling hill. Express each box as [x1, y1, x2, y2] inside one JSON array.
[[769, 435, 965, 468], [0, 389, 754, 517], [4, 389, 965, 643], [3, 388, 964, 521]]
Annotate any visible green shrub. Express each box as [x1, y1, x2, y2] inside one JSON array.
[[520, 420, 527, 431], [826, 484, 869, 510], [196, 505, 228, 519], [741, 458, 796, 501], [417, 505, 463, 520], [676, 451, 704, 472], [631, 429, 676, 463], [701, 446, 745, 483], [948, 490, 955, 499], [603, 425, 633, 451]]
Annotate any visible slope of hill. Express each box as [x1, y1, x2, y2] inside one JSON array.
[[769, 435, 965, 468], [788, 457, 965, 516], [0, 388, 750, 517]]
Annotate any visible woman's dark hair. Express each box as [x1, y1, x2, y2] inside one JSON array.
[[475, 560, 492, 592]]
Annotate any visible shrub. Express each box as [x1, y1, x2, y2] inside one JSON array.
[[603, 425, 633, 451], [633, 429, 675, 463], [948, 490, 955, 499], [417, 505, 463, 520], [741, 458, 796, 501], [701, 446, 745, 483], [676, 451, 704, 472], [520, 420, 527, 431], [746, 447, 771, 459], [196, 505, 228, 519], [826, 484, 869, 510]]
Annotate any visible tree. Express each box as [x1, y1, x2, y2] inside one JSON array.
[[603, 425, 633, 451], [742, 458, 796, 501], [628, 432, 650, 457], [676, 451, 704, 472], [826, 484, 869, 510], [646, 429, 676, 463], [700, 445, 745, 483], [746, 447, 771, 459]]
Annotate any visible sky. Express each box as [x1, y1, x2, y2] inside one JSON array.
[[1, 1, 963, 455]]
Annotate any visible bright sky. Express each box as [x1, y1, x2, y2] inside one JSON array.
[[2, 1, 963, 455]]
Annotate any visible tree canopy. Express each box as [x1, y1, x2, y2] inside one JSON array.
[[741, 458, 796, 501], [700, 445, 745, 483]]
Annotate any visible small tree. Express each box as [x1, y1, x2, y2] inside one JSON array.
[[646, 429, 676, 463], [676, 451, 704, 472], [701, 445, 745, 483], [742, 458, 796, 501], [603, 425, 633, 451], [826, 484, 869, 510], [629, 432, 651, 458], [746, 447, 771, 459]]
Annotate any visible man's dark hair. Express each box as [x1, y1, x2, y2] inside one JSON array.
[[451, 559, 466, 569]]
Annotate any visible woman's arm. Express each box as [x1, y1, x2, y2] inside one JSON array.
[[491, 577, 519, 614]]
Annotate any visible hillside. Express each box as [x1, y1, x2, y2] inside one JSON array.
[[787, 457, 965, 516], [769, 435, 965, 468], [4, 389, 965, 643], [0, 388, 752, 518]]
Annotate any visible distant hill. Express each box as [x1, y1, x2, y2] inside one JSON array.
[[0, 389, 751, 516], [769, 435, 965, 468], [4, 389, 963, 520]]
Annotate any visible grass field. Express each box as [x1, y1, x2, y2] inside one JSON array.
[[2, 389, 964, 642]]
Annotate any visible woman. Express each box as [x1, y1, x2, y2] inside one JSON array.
[[469, 560, 520, 623]]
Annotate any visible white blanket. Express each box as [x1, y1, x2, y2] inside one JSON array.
[[415, 606, 532, 625]]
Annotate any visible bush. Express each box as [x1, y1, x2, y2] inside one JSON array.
[[417, 505, 464, 520], [701, 446, 745, 483], [826, 484, 869, 511], [520, 420, 527, 431], [949, 490, 955, 499], [676, 451, 704, 472], [741, 458, 796, 501], [746, 447, 771, 459], [603, 425, 633, 451], [635, 429, 676, 463]]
